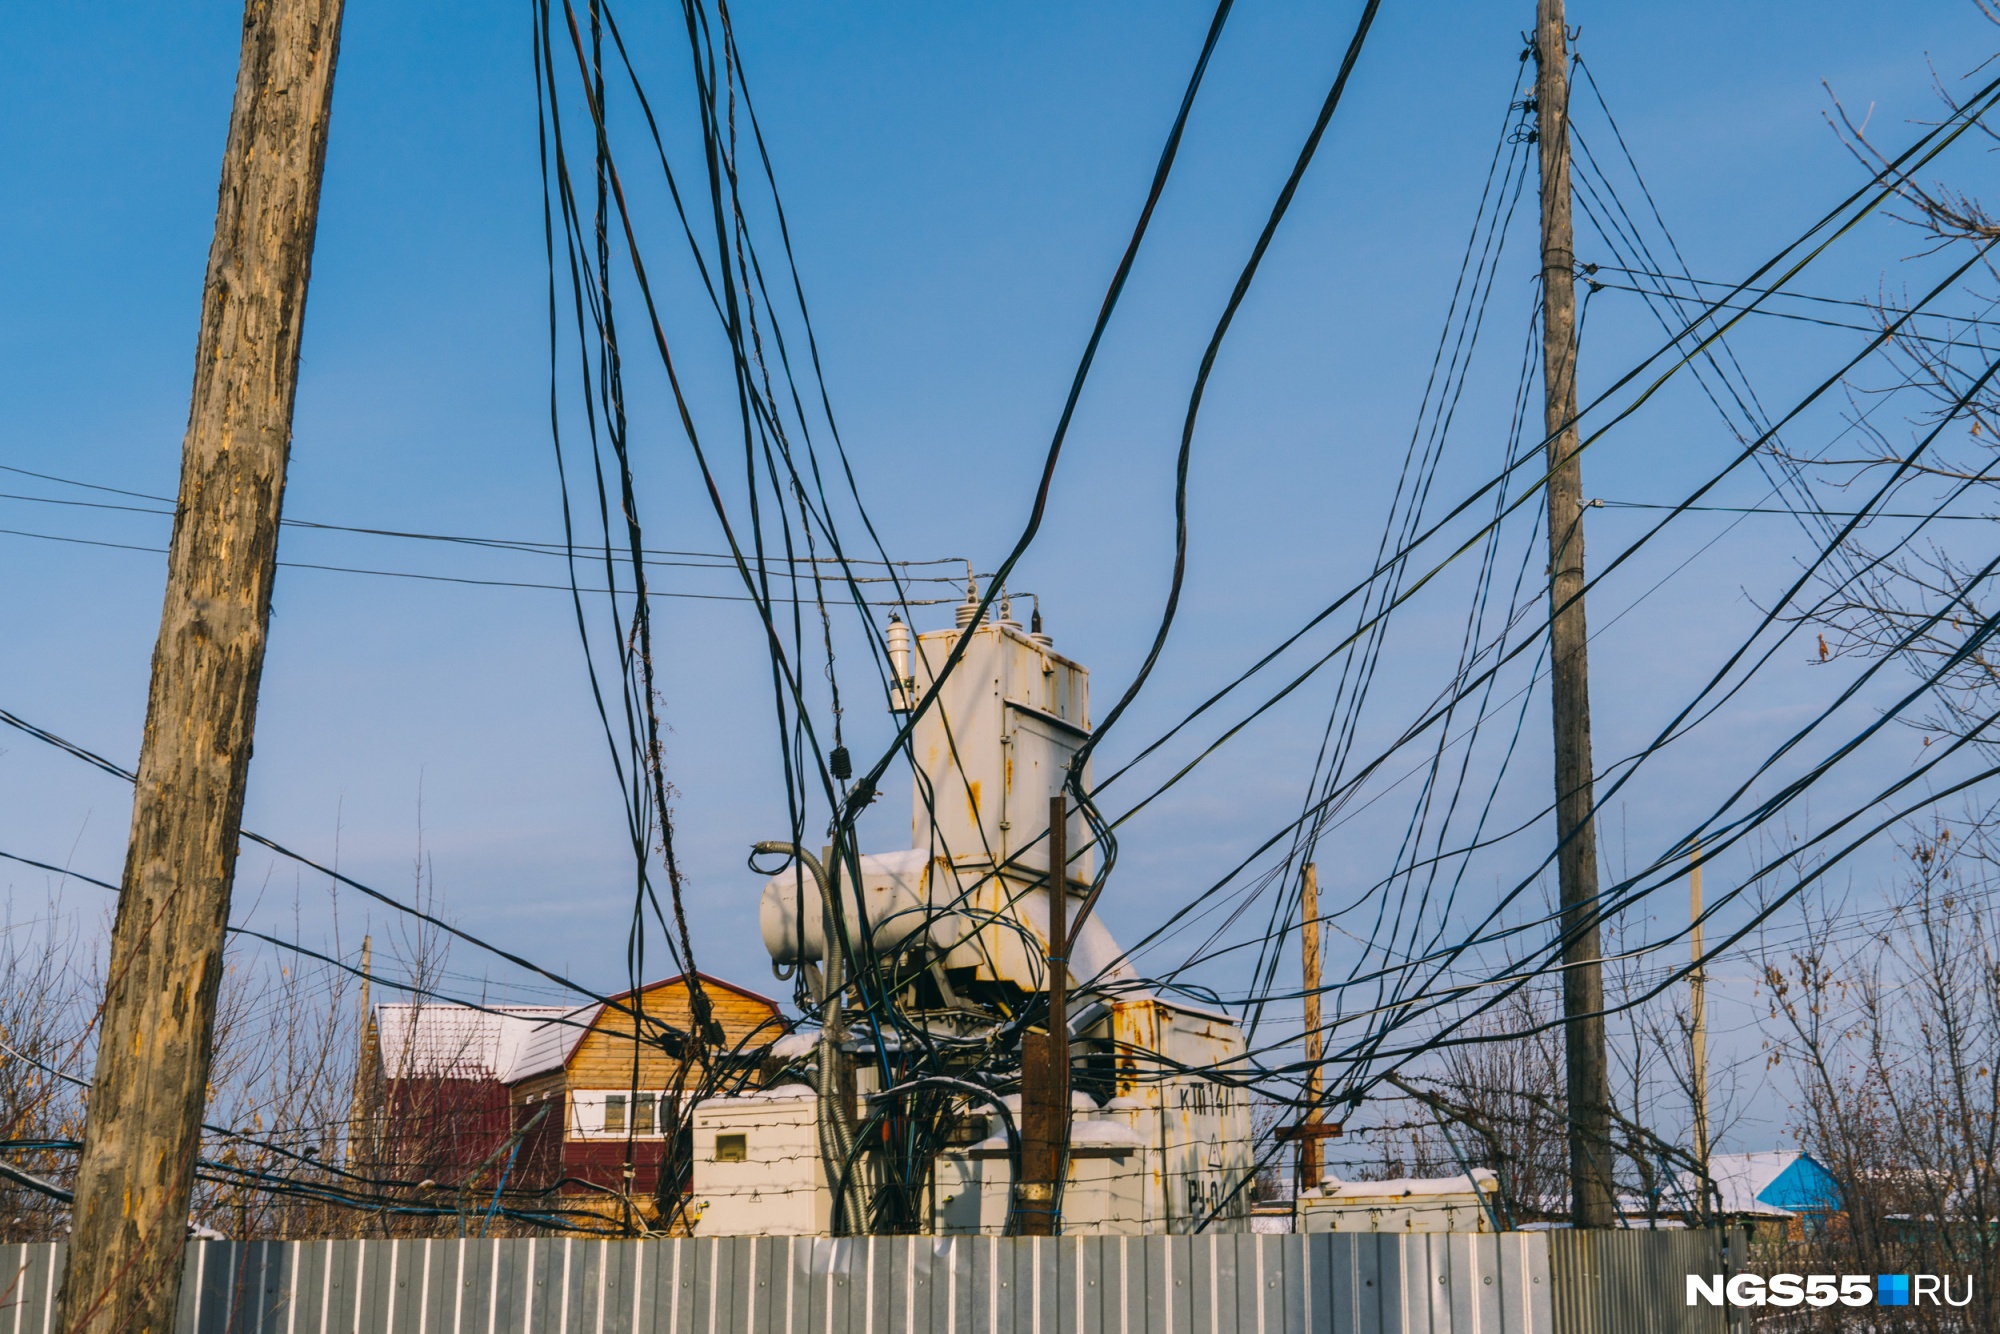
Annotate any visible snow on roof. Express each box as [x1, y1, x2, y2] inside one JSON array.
[[373, 1003, 577, 1081], [1071, 1119, 1147, 1148], [1321, 1170, 1498, 1202], [971, 1113, 1147, 1154], [1682, 1151, 1834, 1217], [769, 1031, 817, 1061], [497, 1005, 599, 1084], [990, 1091, 1099, 1115]]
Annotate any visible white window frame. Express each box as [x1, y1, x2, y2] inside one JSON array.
[[569, 1089, 670, 1139]]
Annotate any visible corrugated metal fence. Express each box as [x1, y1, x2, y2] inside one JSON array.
[[1546, 1230, 1747, 1334], [2, 1234, 1551, 1334], [0, 1230, 1754, 1334]]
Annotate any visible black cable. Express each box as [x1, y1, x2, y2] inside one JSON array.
[[1089, 69, 2000, 821], [0, 705, 690, 1041]]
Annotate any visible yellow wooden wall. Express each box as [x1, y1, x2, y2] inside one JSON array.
[[564, 978, 784, 1090]]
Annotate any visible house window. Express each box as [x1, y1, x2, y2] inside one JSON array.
[[572, 1091, 671, 1139], [715, 1134, 747, 1163]]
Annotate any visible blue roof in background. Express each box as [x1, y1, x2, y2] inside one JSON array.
[[1758, 1154, 1842, 1213]]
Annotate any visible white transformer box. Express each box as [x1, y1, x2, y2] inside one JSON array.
[[717, 594, 1255, 1237]]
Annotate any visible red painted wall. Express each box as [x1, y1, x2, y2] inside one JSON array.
[[378, 1077, 513, 1186]]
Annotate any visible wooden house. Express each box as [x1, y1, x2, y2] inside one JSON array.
[[355, 973, 787, 1227]]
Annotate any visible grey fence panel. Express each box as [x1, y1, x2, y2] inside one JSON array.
[[359, 1238, 390, 1334], [1350, 1233, 1387, 1333], [465, 1238, 502, 1334], [940, 1238, 971, 1334], [1547, 1230, 1738, 1334], [1092, 1239, 1124, 1334], [3, 1232, 1571, 1334], [1, 1240, 62, 1334], [739, 1239, 777, 1334], [1216, 1235, 1258, 1334], [401, 1238, 435, 1334]]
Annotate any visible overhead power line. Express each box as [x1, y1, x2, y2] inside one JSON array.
[[0, 523, 971, 605]]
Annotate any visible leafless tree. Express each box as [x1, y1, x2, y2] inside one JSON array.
[[1757, 822, 2000, 1331], [0, 892, 92, 1243], [1786, 8, 2000, 762], [1370, 984, 1574, 1225]]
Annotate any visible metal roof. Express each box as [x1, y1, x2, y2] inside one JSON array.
[[372, 1003, 581, 1081], [1680, 1150, 1834, 1216], [376, 972, 779, 1087], [498, 1005, 599, 1083]]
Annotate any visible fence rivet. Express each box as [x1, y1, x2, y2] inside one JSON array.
[[1484, 1277, 1493, 1286]]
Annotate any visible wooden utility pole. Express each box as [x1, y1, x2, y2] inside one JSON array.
[[1689, 844, 1711, 1183], [1299, 863, 1325, 1192], [1276, 863, 1340, 1184], [1014, 795, 1071, 1235], [55, 3, 344, 1331], [347, 934, 373, 1167], [1534, 0, 1616, 1230]]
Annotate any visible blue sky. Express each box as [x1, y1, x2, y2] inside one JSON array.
[[5, 2, 1996, 1147]]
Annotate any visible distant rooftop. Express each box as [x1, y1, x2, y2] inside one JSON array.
[[1680, 1151, 1842, 1216], [373, 1002, 581, 1082], [372, 972, 783, 1085]]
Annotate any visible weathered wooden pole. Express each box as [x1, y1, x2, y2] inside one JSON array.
[[1299, 862, 1325, 1192], [56, 3, 344, 1329], [1014, 794, 1071, 1234], [347, 934, 374, 1168], [1534, 0, 1617, 1230]]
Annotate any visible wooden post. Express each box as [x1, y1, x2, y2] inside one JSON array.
[[1014, 795, 1070, 1235], [1689, 842, 1711, 1189], [347, 934, 373, 1167], [1534, 0, 1616, 1230], [55, 2, 344, 1329], [1047, 795, 1068, 1117], [1300, 863, 1325, 1192]]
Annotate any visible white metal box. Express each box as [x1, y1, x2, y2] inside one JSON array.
[[1295, 1171, 1501, 1234], [688, 1087, 828, 1236]]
